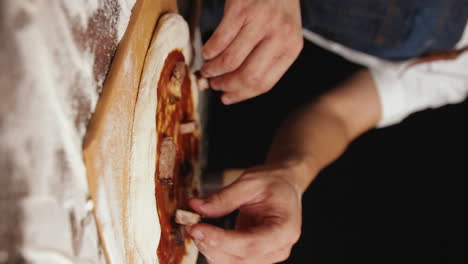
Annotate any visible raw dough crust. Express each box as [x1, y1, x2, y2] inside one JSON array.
[[128, 13, 198, 264], [82, 1, 201, 263]]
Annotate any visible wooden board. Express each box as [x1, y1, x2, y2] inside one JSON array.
[[83, 0, 178, 263]]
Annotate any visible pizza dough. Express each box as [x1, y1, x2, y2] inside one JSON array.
[[127, 13, 199, 264], [84, 2, 201, 261]]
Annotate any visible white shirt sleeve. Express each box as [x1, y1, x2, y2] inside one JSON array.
[[371, 51, 468, 127], [302, 23, 468, 128]]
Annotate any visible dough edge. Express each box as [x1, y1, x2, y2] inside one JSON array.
[[127, 13, 193, 263]]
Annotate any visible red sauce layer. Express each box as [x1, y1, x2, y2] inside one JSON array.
[[155, 50, 200, 263]]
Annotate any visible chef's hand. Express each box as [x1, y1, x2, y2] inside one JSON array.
[[201, 0, 303, 105], [186, 164, 303, 264]]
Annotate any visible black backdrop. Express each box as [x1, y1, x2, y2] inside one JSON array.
[[203, 40, 468, 264]]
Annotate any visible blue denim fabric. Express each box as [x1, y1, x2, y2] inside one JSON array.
[[200, 0, 468, 61], [301, 0, 468, 60], [200, 0, 224, 37]]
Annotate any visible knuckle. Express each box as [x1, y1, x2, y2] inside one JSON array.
[[237, 6, 249, 20], [239, 71, 252, 87], [293, 35, 304, 54], [276, 19, 302, 51], [280, 20, 295, 35], [209, 31, 225, 47], [221, 52, 241, 71], [240, 70, 261, 88], [294, 35, 304, 52], [284, 29, 303, 49], [277, 15, 297, 35], [245, 240, 262, 256], [213, 34, 230, 49], [281, 32, 303, 59]]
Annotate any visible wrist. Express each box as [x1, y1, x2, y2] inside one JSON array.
[[267, 154, 320, 194]]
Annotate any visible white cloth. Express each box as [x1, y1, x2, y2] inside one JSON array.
[[303, 23, 468, 127]]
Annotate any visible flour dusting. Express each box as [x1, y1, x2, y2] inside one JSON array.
[[117, 0, 137, 40], [0, 0, 136, 263]]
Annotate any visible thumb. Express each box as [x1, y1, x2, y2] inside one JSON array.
[[189, 177, 262, 218]]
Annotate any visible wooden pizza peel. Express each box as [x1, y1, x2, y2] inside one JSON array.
[[83, 0, 179, 263]]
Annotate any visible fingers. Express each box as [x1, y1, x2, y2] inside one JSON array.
[[188, 223, 252, 257], [212, 33, 301, 105], [189, 177, 263, 218], [186, 166, 304, 263], [201, 0, 304, 104], [209, 37, 278, 103], [201, 21, 265, 78], [202, 1, 246, 60], [193, 236, 241, 264], [188, 221, 296, 263]]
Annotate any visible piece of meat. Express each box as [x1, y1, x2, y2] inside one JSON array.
[[194, 71, 209, 91], [168, 61, 186, 103], [197, 76, 209, 91], [179, 121, 196, 134], [175, 209, 201, 226], [158, 137, 176, 185]]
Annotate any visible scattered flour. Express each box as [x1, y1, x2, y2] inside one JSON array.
[[0, 0, 136, 263], [118, 0, 138, 40], [96, 175, 126, 264], [62, 0, 101, 29]]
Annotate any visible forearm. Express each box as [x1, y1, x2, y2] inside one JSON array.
[[267, 70, 382, 193]]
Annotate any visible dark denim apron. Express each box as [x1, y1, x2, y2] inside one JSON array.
[[302, 0, 468, 60], [200, 0, 468, 60]]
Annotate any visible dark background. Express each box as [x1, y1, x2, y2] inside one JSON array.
[[203, 40, 468, 263]]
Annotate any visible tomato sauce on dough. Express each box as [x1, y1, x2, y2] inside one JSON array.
[[155, 50, 200, 263]]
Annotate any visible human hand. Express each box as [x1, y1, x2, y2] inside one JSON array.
[[186, 164, 303, 264], [201, 0, 303, 105]]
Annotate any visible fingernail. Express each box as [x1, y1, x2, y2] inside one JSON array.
[[192, 229, 205, 241]]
